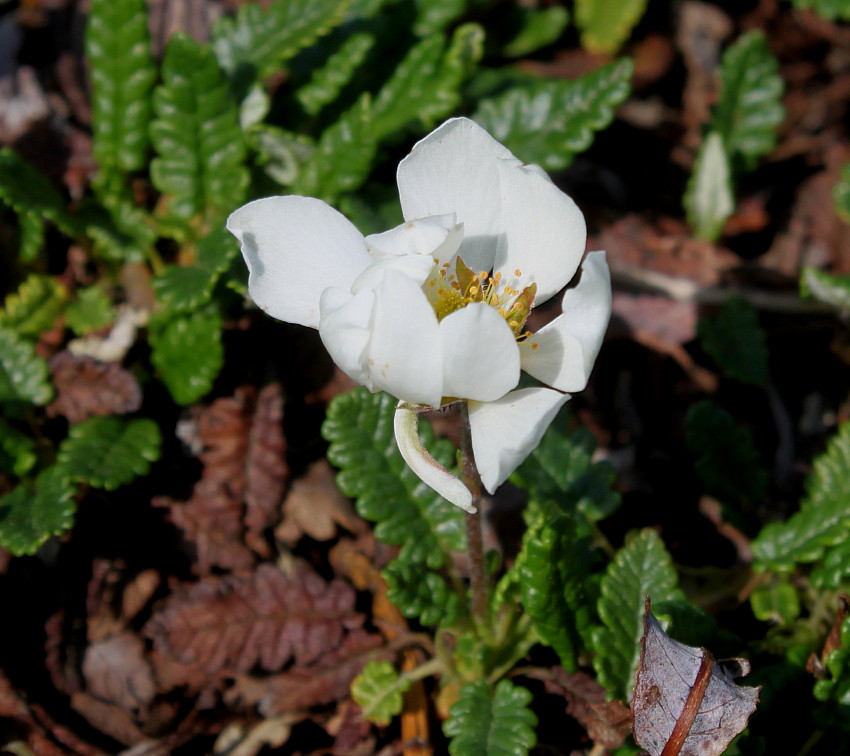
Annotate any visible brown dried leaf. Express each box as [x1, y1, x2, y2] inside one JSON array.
[[144, 562, 361, 677], [70, 691, 149, 747], [47, 351, 142, 423], [633, 603, 760, 756], [82, 632, 156, 715]]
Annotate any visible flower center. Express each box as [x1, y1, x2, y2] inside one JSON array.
[[425, 256, 536, 337]]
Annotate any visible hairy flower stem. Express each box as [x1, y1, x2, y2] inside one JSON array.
[[459, 402, 489, 626]]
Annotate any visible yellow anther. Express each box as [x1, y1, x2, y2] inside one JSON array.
[[514, 269, 521, 277], [531, 342, 539, 350], [478, 271, 488, 280]]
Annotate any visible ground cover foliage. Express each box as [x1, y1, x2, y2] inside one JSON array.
[[1, 0, 850, 753]]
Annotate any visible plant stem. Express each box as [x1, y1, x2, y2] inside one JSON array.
[[459, 402, 489, 625]]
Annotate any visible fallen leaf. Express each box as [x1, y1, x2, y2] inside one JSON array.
[[82, 632, 156, 715], [633, 601, 760, 756], [212, 715, 300, 756], [70, 691, 149, 746]]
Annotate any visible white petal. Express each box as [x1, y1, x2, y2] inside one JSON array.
[[394, 404, 474, 513], [227, 196, 371, 328], [494, 160, 587, 305], [366, 214, 460, 261], [351, 255, 436, 294], [367, 269, 443, 407], [440, 303, 519, 402], [397, 118, 514, 273], [318, 287, 376, 389], [520, 250, 611, 392], [468, 387, 571, 493]]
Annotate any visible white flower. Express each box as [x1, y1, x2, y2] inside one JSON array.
[[227, 117, 611, 512]]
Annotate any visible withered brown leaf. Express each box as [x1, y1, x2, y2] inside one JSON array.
[[82, 631, 156, 715], [633, 603, 760, 756]]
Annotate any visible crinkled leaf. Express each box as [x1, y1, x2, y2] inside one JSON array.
[[686, 400, 767, 507], [0, 274, 66, 340], [0, 418, 37, 477], [0, 328, 53, 406], [145, 562, 360, 673], [251, 126, 316, 186], [211, 0, 348, 81], [592, 529, 683, 700], [503, 6, 570, 58], [0, 467, 76, 556], [474, 59, 633, 171], [753, 422, 850, 572], [65, 285, 115, 336], [149, 307, 224, 405], [443, 679, 537, 756], [150, 33, 248, 226], [383, 561, 461, 626], [154, 266, 216, 313], [575, 0, 648, 54], [685, 131, 735, 242], [86, 0, 156, 175], [323, 389, 465, 569], [351, 660, 412, 726], [79, 195, 156, 262], [791, 0, 850, 24], [698, 296, 770, 386], [713, 30, 784, 166], [57, 416, 161, 491], [801, 267, 850, 310], [295, 32, 375, 116]]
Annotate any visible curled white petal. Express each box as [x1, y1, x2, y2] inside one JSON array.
[[468, 387, 571, 493], [227, 196, 371, 328], [318, 287, 376, 389], [394, 404, 475, 513], [366, 214, 461, 262]]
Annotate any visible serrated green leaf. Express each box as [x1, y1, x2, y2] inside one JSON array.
[[295, 32, 375, 116], [0, 466, 76, 556], [801, 267, 850, 311], [697, 296, 770, 386], [57, 416, 161, 491], [575, 0, 648, 54], [812, 540, 850, 588], [413, 0, 468, 36], [685, 400, 767, 508], [65, 285, 115, 336], [323, 389, 465, 568], [212, 0, 349, 81], [86, 0, 156, 176], [444, 679, 537, 756], [77, 195, 156, 262], [153, 266, 215, 313], [149, 308, 224, 405], [474, 59, 633, 172], [791, 0, 850, 23], [0, 418, 37, 477], [383, 561, 461, 626], [503, 6, 570, 58], [592, 529, 683, 700], [150, 33, 248, 226], [0, 328, 53, 406], [351, 660, 412, 725], [713, 30, 784, 165], [684, 131, 735, 241], [0, 275, 67, 340], [753, 422, 850, 572]]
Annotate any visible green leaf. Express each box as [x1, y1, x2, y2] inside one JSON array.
[[370, 24, 484, 136], [801, 267, 850, 310], [685, 400, 767, 507], [322, 389, 465, 569], [575, 0, 648, 54], [150, 33, 248, 225], [592, 529, 683, 700], [443, 679, 537, 756], [413, 0, 469, 36], [295, 32, 376, 116], [813, 617, 850, 704], [383, 561, 461, 626], [713, 30, 784, 166], [473, 59, 633, 172], [503, 6, 570, 58], [0, 467, 76, 556], [791, 0, 850, 24], [78, 195, 156, 262], [57, 416, 161, 491], [753, 422, 850, 572], [149, 307, 224, 405], [251, 126, 316, 186], [153, 266, 216, 313], [749, 580, 800, 624], [812, 540, 850, 589], [0, 418, 37, 478], [86, 0, 156, 176], [0, 275, 67, 340], [65, 285, 115, 336], [835, 162, 850, 223], [0, 328, 53, 406], [211, 0, 349, 81], [697, 296, 770, 386], [684, 131, 735, 241], [351, 660, 412, 725]]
